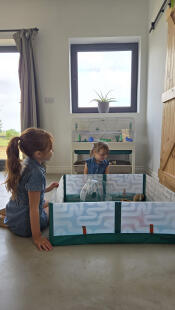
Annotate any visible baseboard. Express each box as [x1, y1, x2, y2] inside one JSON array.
[[46, 164, 145, 175], [135, 166, 145, 174], [145, 167, 159, 180], [46, 165, 72, 174]]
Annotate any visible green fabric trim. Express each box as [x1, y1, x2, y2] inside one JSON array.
[[103, 174, 106, 201], [111, 194, 136, 201], [49, 203, 54, 244], [63, 175, 66, 202], [143, 174, 146, 200], [66, 195, 81, 202], [115, 202, 121, 233], [65, 194, 137, 203], [50, 233, 175, 246], [65, 194, 85, 202]]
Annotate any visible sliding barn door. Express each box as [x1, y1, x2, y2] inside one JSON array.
[[159, 8, 175, 192]]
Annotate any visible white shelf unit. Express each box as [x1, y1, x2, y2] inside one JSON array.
[[71, 117, 136, 174]]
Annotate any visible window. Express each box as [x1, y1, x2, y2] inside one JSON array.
[[71, 43, 138, 113], [0, 46, 20, 162]]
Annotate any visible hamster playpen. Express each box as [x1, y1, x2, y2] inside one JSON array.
[[49, 174, 175, 246]]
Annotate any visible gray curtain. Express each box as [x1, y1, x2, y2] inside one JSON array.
[[13, 29, 40, 131]]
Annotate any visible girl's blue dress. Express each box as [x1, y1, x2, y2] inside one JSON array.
[[86, 157, 109, 174], [4, 157, 48, 237]]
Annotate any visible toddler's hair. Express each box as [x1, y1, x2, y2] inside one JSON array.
[[5, 127, 53, 198], [90, 142, 109, 157]]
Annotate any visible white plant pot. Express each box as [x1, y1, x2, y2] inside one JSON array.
[[98, 102, 109, 113]]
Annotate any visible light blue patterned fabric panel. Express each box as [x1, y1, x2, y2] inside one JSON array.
[[121, 202, 175, 234], [65, 174, 144, 197], [53, 201, 115, 236], [66, 175, 103, 195], [106, 174, 143, 194], [55, 176, 64, 203]]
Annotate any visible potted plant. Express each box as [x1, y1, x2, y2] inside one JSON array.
[[91, 90, 116, 113]]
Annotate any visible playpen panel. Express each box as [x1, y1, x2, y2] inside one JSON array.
[[55, 176, 64, 203], [65, 174, 103, 195], [121, 202, 175, 234], [62, 174, 145, 202], [52, 201, 115, 236], [106, 174, 144, 198]]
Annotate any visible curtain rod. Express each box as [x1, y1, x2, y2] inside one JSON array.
[[149, 0, 171, 33], [0, 27, 39, 33]]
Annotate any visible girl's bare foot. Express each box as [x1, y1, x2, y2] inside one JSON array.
[[0, 208, 6, 216], [0, 214, 8, 228]]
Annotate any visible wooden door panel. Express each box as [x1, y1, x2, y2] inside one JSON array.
[[159, 8, 175, 192]]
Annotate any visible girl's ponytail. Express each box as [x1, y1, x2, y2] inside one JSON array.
[[5, 127, 53, 198], [5, 136, 22, 198]]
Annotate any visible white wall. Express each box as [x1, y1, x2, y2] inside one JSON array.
[[0, 0, 148, 173], [146, 0, 168, 176]]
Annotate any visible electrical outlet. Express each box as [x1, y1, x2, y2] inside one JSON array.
[[44, 97, 55, 104]]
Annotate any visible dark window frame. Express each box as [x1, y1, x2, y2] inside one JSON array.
[[0, 46, 17, 53], [0, 46, 18, 170], [71, 42, 138, 113]]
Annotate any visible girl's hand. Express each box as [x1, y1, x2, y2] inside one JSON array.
[[33, 236, 53, 251], [105, 166, 109, 174], [43, 201, 49, 209], [45, 182, 59, 192], [84, 163, 88, 174]]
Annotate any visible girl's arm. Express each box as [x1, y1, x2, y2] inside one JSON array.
[[84, 163, 88, 174], [105, 165, 109, 174], [28, 191, 52, 251], [45, 182, 59, 193]]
